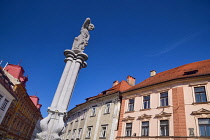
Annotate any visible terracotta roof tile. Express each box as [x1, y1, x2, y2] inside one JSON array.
[[85, 80, 132, 102], [127, 59, 210, 91]]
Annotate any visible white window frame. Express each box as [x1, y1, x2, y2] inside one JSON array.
[[160, 92, 169, 107], [90, 106, 96, 116], [143, 95, 150, 109], [100, 125, 108, 138], [77, 128, 82, 139], [76, 112, 80, 122], [71, 129, 76, 140], [0, 99, 9, 111], [86, 126, 92, 138], [68, 130, 71, 135], [189, 82, 209, 103], [141, 121, 149, 136], [194, 86, 208, 103], [104, 102, 111, 114], [125, 123, 132, 137], [198, 118, 210, 136], [127, 99, 134, 112], [81, 109, 87, 120], [160, 120, 169, 136]]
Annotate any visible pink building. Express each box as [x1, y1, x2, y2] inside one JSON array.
[[116, 59, 210, 140]]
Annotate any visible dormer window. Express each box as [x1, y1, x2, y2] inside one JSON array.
[[183, 70, 198, 75]]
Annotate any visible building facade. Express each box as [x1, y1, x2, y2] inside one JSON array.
[[61, 76, 135, 140], [0, 64, 42, 140], [116, 59, 210, 140], [0, 67, 15, 124]]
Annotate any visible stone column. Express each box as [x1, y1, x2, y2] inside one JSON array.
[[36, 50, 88, 140], [50, 50, 76, 111], [36, 18, 94, 140]]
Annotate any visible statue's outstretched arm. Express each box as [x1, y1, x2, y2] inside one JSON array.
[[82, 18, 91, 29]]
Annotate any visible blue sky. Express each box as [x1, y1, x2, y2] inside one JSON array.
[[0, 0, 210, 117]]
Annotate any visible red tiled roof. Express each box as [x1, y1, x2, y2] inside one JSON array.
[[85, 80, 132, 102], [127, 59, 210, 92], [4, 64, 28, 85]]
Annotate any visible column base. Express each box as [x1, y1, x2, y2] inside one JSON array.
[[35, 109, 66, 140]]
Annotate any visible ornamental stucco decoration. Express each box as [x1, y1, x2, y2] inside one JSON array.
[[122, 116, 135, 121], [137, 114, 152, 120], [155, 112, 172, 118], [191, 108, 210, 115]]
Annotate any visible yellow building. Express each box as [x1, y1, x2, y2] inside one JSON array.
[[0, 64, 42, 140]]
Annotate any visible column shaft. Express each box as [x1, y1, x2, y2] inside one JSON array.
[[51, 59, 73, 109], [61, 59, 81, 110], [56, 60, 76, 111]]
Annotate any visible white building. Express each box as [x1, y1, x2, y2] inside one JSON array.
[[0, 67, 15, 124], [62, 76, 135, 140]]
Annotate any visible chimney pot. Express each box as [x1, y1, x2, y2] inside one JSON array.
[[150, 70, 156, 77], [127, 75, 135, 86], [113, 80, 119, 87]]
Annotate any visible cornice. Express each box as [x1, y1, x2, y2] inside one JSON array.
[[191, 108, 210, 115], [155, 112, 172, 118], [137, 114, 152, 120], [122, 116, 135, 121], [67, 92, 120, 115], [122, 75, 210, 97]]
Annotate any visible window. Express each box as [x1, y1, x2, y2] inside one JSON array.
[[76, 112, 80, 121], [198, 118, 210, 136], [141, 121, 149, 136], [77, 128, 82, 139], [81, 109, 87, 120], [125, 123, 132, 137], [71, 129, 76, 140], [128, 99, 134, 111], [160, 92, 168, 106], [100, 125, 108, 138], [104, 102, 111, 114], [86, 126, 92, 138], [160, 120, 169, 136], [194, 86, 207, 103], [91, 106, 96, 116], [143, 95, 150, 109], [0, 94, 2, 101], [1, 99, 9, 111], [68, 130, 71, 135]]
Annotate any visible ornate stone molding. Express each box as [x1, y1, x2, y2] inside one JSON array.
[[191, 108, 210, 115], [137, 114, 152, 120], [155, 112, 172, 118], [189, 81, 208, 86], [122, 116, 135, 121]]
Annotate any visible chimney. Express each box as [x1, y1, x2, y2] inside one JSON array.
[[113, 80, 119, 87], [127, 75, 135, 86], [150, 70, 156, 77]]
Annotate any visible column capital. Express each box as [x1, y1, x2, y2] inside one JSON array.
[[77, 53, 88, 61], [64, 49, 76, 59], [75, 53, 88, 69]]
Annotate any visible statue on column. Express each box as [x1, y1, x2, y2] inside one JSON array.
[[35, 18, 94, 140], [72, 18, 95, 54]]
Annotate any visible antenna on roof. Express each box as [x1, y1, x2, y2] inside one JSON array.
[[18, 60, 22, 65], [3, 62, 8, 70], [0, 60, 3, 65]]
